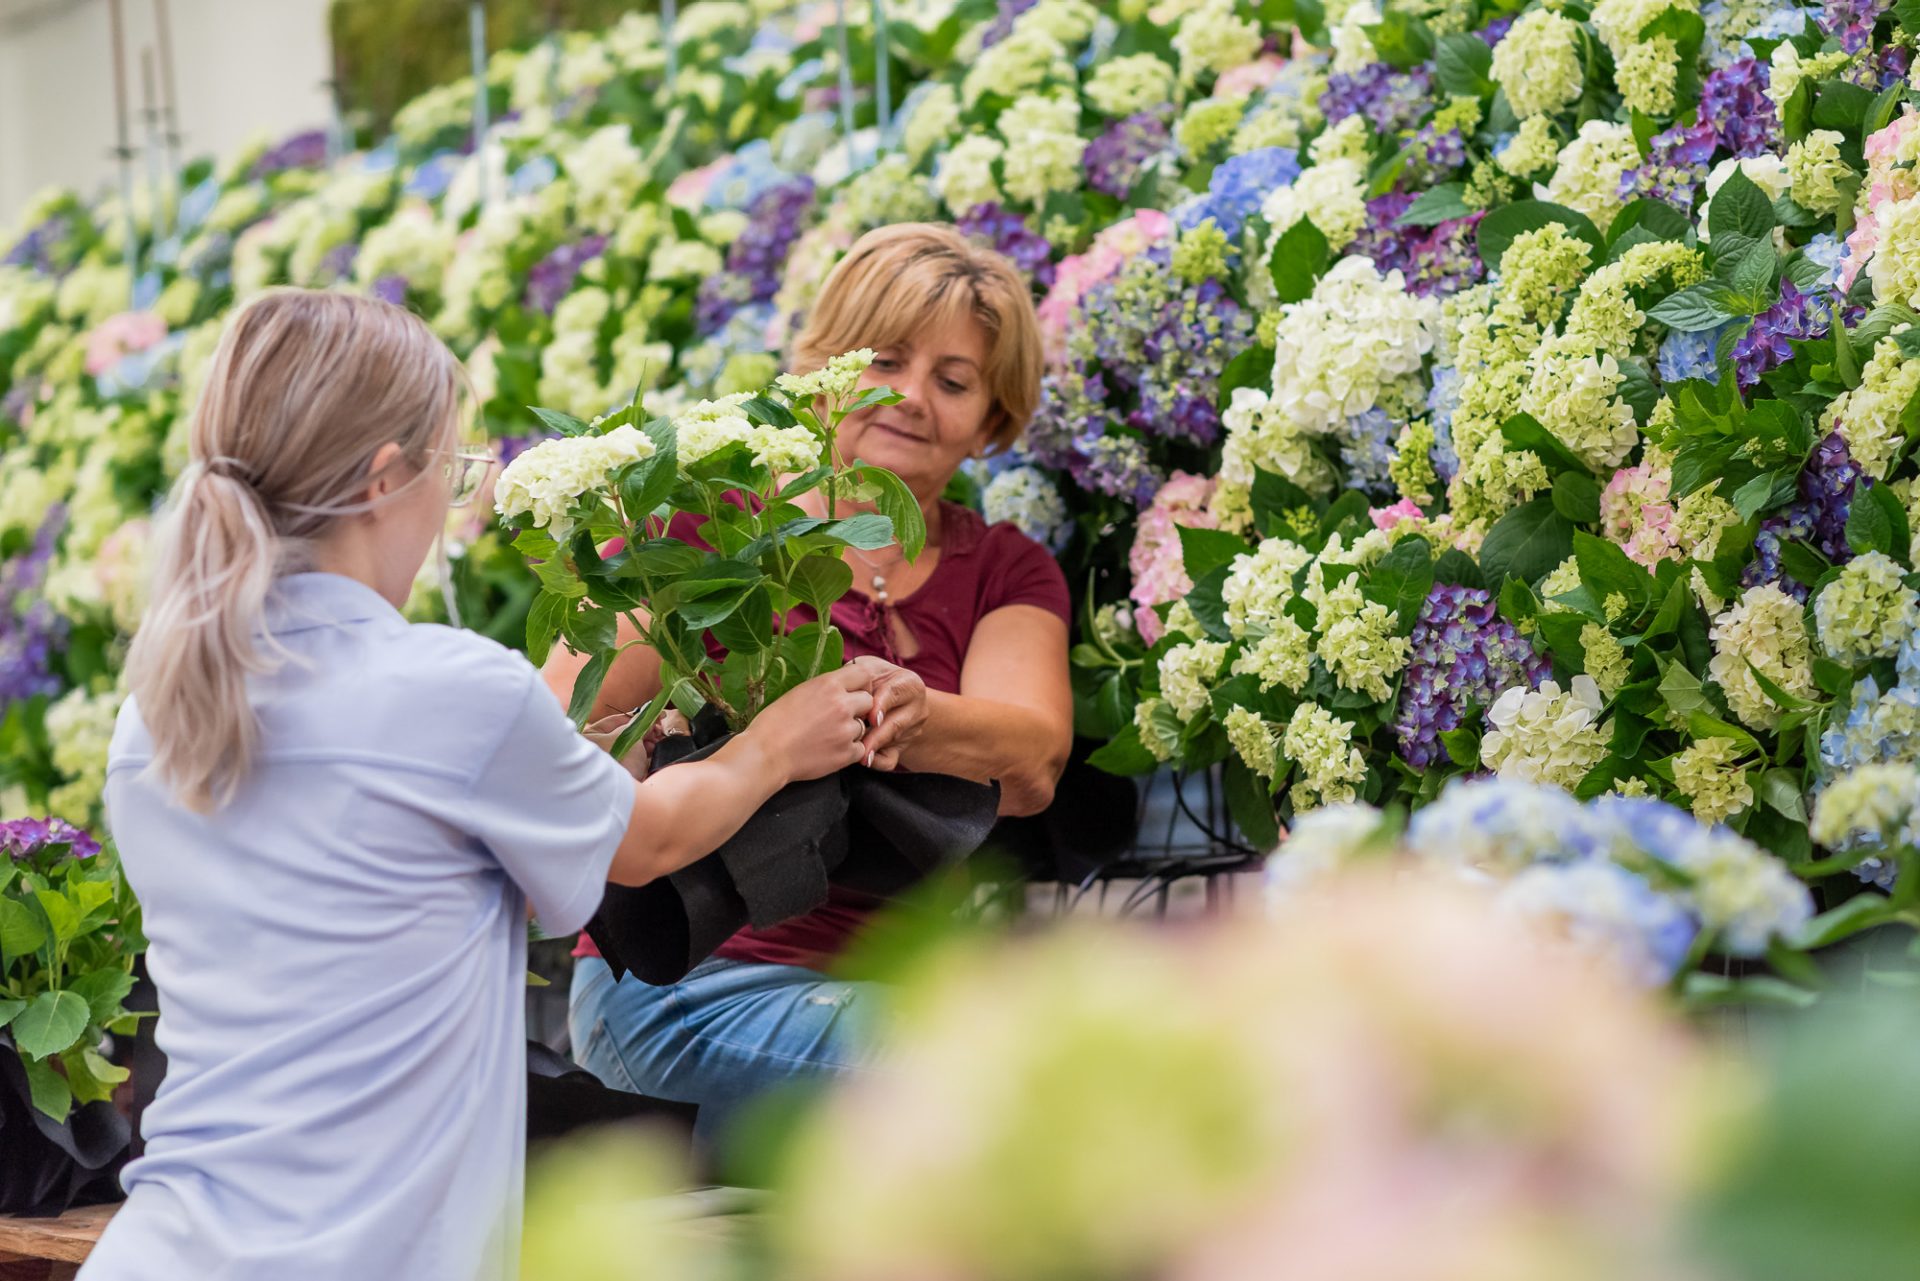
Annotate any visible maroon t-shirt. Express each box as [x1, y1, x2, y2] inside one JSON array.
[[576, 499, 1070, 972]]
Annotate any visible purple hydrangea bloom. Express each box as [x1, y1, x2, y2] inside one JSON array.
[[1863, 41, 1913, 89], [1479, 16, 1516, 45], [3, 214, 71, 274], [370, 275, 409, 306], [1699, 58, 1779, 158], [1350, 192, 1420, 271], [0, 505, 69, 711], [250, 129, 330, 179], [524, 235, 609, 316], [1745, 431, 1862, 597], [1349, 194, 1485, 298], [1084, 113, 1171, 200], [1406, 125, 1467, 182], [1733, 281, 1831, 391], [1320, 63, 1435, 135], [1, 379, 39, 427], [1621, 120, 1720, 209], [956, 203, 1057, 291], [1179, 147, 1301, 239], [495, 433, 557, 466], [1394, 583, 1554, 770], [1407, 212, 1485, 297], [316, 241, 359, 285], [977, 0, 1040, 48], [0, 817, 100, 861], [696, 176, 814, 335], [1820, 0, 1890, 52]]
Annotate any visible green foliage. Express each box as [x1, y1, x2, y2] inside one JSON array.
[[328, 0, 649, 133], [1, 831, 144, 1121], [509, 364, 919, 735]]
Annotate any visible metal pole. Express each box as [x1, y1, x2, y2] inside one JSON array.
[[834, 0, 856, 172], [662, 0, 678, 92], [151, 0, 183, 172], [871, 0, 890, 144], [140, 47, 170, 243], [107, 0, 140, 288], [468, 0, 491, 209]]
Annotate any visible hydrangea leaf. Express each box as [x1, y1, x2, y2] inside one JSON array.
[[12, 990, 89, 1059], [1478, 497, 1576, 596]]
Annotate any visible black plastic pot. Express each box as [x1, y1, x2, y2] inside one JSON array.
[[0, 1030, 129, 1215], [587, 707, 1003, 985]]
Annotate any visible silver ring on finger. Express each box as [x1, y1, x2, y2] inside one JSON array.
[[853, 717, 867, 742]]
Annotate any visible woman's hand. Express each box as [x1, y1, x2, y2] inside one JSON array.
[[743, 666, 877, 783], [850, 655, 930, 771], [584, 709, 692, 779]]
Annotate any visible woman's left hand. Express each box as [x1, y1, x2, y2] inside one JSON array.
[[849, 655, 929, 771]]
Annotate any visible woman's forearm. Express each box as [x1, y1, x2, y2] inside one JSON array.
[[607, 733, 786, 885], [897, 689, 1070, 817]]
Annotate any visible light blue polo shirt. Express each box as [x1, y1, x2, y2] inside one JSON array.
[[85, 573, 633, 1281]]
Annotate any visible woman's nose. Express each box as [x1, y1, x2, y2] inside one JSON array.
[[893, 368, 931, 415]]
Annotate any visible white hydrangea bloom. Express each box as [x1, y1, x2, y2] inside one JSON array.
[[672, 394, 757, 468], [1667, 828, 1814, 955], [749, 423, 823, 474], [983, 466, 1069, 545], [1158, 639, 1229, 721], [997, 95, 1086, 207], [1482, 676, 1610, 791], [1519, 334, 1641, 472], [936, 136, 1006, 216], [775, 348, 876, 402], [1221, 537, 1314, 638], [1260, 157, 1369, 251], [1268, 256, 1443, 435], [494, 425, 656, 539], [1707, 584, 1816, 731]]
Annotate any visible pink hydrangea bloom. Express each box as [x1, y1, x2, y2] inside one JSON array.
[[1036, 210, 1174, 364], [1601, 463, 1680, 567], [1844, 111, 1920, 291], [666, 160, 724, 209], [1370, 499, 1425, 532], [1214, 55, 1290, 100], [1129, 471, 1219, 643], [84, 311, 167, 377]]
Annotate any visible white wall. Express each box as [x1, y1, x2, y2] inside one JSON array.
[[0, 0, 335, 221]]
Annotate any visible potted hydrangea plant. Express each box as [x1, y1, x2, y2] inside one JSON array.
[[0, 817, 146, 1213], [493, 348, 924, 750]]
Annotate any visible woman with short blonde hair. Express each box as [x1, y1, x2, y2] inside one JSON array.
[[553, 223, 1075, 1139], [88, 290, 877, 1280]]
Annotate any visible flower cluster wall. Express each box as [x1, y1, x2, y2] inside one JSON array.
[[8, 0, 1920, 992]]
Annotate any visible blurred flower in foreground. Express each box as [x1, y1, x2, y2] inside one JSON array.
[[521, 1127, 728, 1281], [775, 873, 1725, 1281]]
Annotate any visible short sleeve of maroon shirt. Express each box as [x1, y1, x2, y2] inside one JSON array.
[[575, 501, 1069, 973]]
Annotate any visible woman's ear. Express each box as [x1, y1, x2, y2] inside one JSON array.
[[363, 441, 408, 506]]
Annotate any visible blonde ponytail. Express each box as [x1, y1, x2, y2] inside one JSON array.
[[126, 290, 463, 811]]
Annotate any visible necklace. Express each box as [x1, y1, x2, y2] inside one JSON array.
[[847, 545, 910, 606]]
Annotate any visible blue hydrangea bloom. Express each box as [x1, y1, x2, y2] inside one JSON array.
[[1656, 326, 1725, 385], [1180, 148, 1301, 239]]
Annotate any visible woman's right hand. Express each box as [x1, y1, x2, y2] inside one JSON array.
[[744, 666, 877, 783]]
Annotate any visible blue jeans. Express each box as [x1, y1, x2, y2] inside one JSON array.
[[569, 955, 879, 1145]]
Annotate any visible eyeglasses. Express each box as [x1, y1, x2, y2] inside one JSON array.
[[443, 450, 494, 507]]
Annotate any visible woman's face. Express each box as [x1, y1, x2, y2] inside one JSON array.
[[834, 311, 996, 502], [362, 437, 455, 606]]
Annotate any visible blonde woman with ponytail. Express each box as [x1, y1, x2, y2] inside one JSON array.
[[84, 291, 877, 1281]]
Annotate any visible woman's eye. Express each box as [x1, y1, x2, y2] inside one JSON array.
[[873, 358, 900, 370], [941, 380, 969, 394]]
